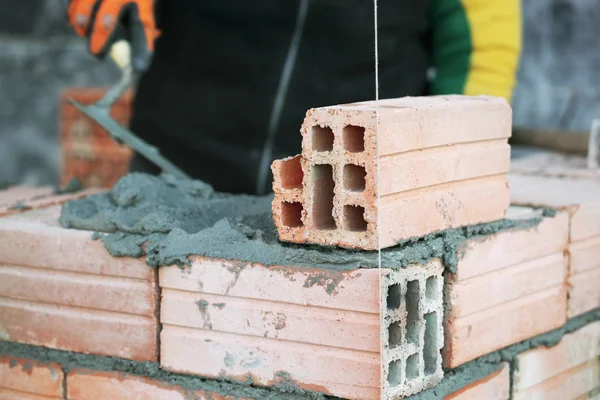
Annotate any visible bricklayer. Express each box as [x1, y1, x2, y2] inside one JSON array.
[[513, 321, 600, 399], [0, 206, 158, 362], [273, 95, 511, 250], [443, 209, 569, 368]]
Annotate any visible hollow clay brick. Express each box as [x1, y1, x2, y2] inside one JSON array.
[[513, 321, 600, 400], [0, 356, 64, 399], [445, 362, 510, 400], [568, 267, 600, 318], [66, 370, 239, 400], [444, 209, 569, 368], [0, 206, 158, 362], [272, 95, 511, 250], [159, 256, 445, 399]]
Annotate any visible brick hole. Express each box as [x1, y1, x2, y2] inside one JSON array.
[[312, 164, 336, 230], [281, 202, 303, 228], [387, 284, 401, 310], [343, 164, 366, 192], [406, 280, 420, 344], [388, 320, 402, 349], [406, 353, 419, 381], [343, 125, 365, 152], [280, 156, 303, 189], [343, 205, 367, 232], [424, 312, 438, 375], [312, 126, 334, 152], [387, 359, 402, 386], [425, 276, 439, 300]]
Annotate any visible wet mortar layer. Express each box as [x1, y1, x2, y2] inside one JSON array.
[[1, 308, 597, 400], [0, 340, 339, 400], [407, 307, 600, 399], [59, 173, 546, 273]]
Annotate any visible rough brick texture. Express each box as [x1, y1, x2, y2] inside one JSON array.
[[160, 256, 449, 399], [159, 257, 381, 400], [513, 321, 600, 400], [0, 356, 64, 399], [381, 260, 445, 399], [0, 204, 158, 362], [272, 95, 511, 250], [445, 362, 510, 400], [443, 208, 569, 368], [60, 88, 133, 188], [510, 173, 600, 318], [66, 370, 238, 400]]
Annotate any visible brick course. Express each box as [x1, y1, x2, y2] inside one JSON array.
[[445, 362, 510, 400]]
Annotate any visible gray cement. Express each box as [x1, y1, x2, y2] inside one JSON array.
[[59, 173, 544, 272]]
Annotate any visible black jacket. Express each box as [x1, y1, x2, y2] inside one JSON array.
[[131, 0, 431, 194]]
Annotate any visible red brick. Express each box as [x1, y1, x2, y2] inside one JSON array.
[[0, 206, 158, 361], [0, 356, 64, 399], [513, 321, 600, 399], [66, 370, 238, 400], [445, 362, 509, 400], [273, 95, 511, 250], [444, 209, 569, 368]]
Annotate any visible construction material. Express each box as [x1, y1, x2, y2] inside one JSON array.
[[68, 41, 188, 180], [588, 119, 600, 170], [60, 88, 133, 188], [0, 206, 159, 361], [272, 95, 511, 250]]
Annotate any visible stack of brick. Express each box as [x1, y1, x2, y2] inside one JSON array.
[[2, 95, 600, 399], [1, 190, 597, 399], [60, 88, 134, 188], [271, 95, 512, 250]]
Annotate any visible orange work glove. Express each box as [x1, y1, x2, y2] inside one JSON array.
[[68, 0, 159, 72]]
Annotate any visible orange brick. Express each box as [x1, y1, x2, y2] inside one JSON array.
[[0, 206, 158, 361], [443, 208, 569, 368], [273, 95, 511, 250], [0, 357, 64, 399], [513, 321, 600, 399], [66, 370, 237, 400], [445, 362, 509, 400]]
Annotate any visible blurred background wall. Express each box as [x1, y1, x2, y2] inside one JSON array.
[[0, 0, 598, 186]]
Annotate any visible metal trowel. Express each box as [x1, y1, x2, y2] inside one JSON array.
[[68, 40, 189, 179]]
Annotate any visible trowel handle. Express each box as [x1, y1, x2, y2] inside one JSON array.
[[110, 40, 131, 71]]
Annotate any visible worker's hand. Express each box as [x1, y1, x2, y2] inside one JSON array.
[[68, 0, 159, 72]]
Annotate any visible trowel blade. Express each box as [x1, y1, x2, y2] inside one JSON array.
[[68, 98, 189, 179]]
